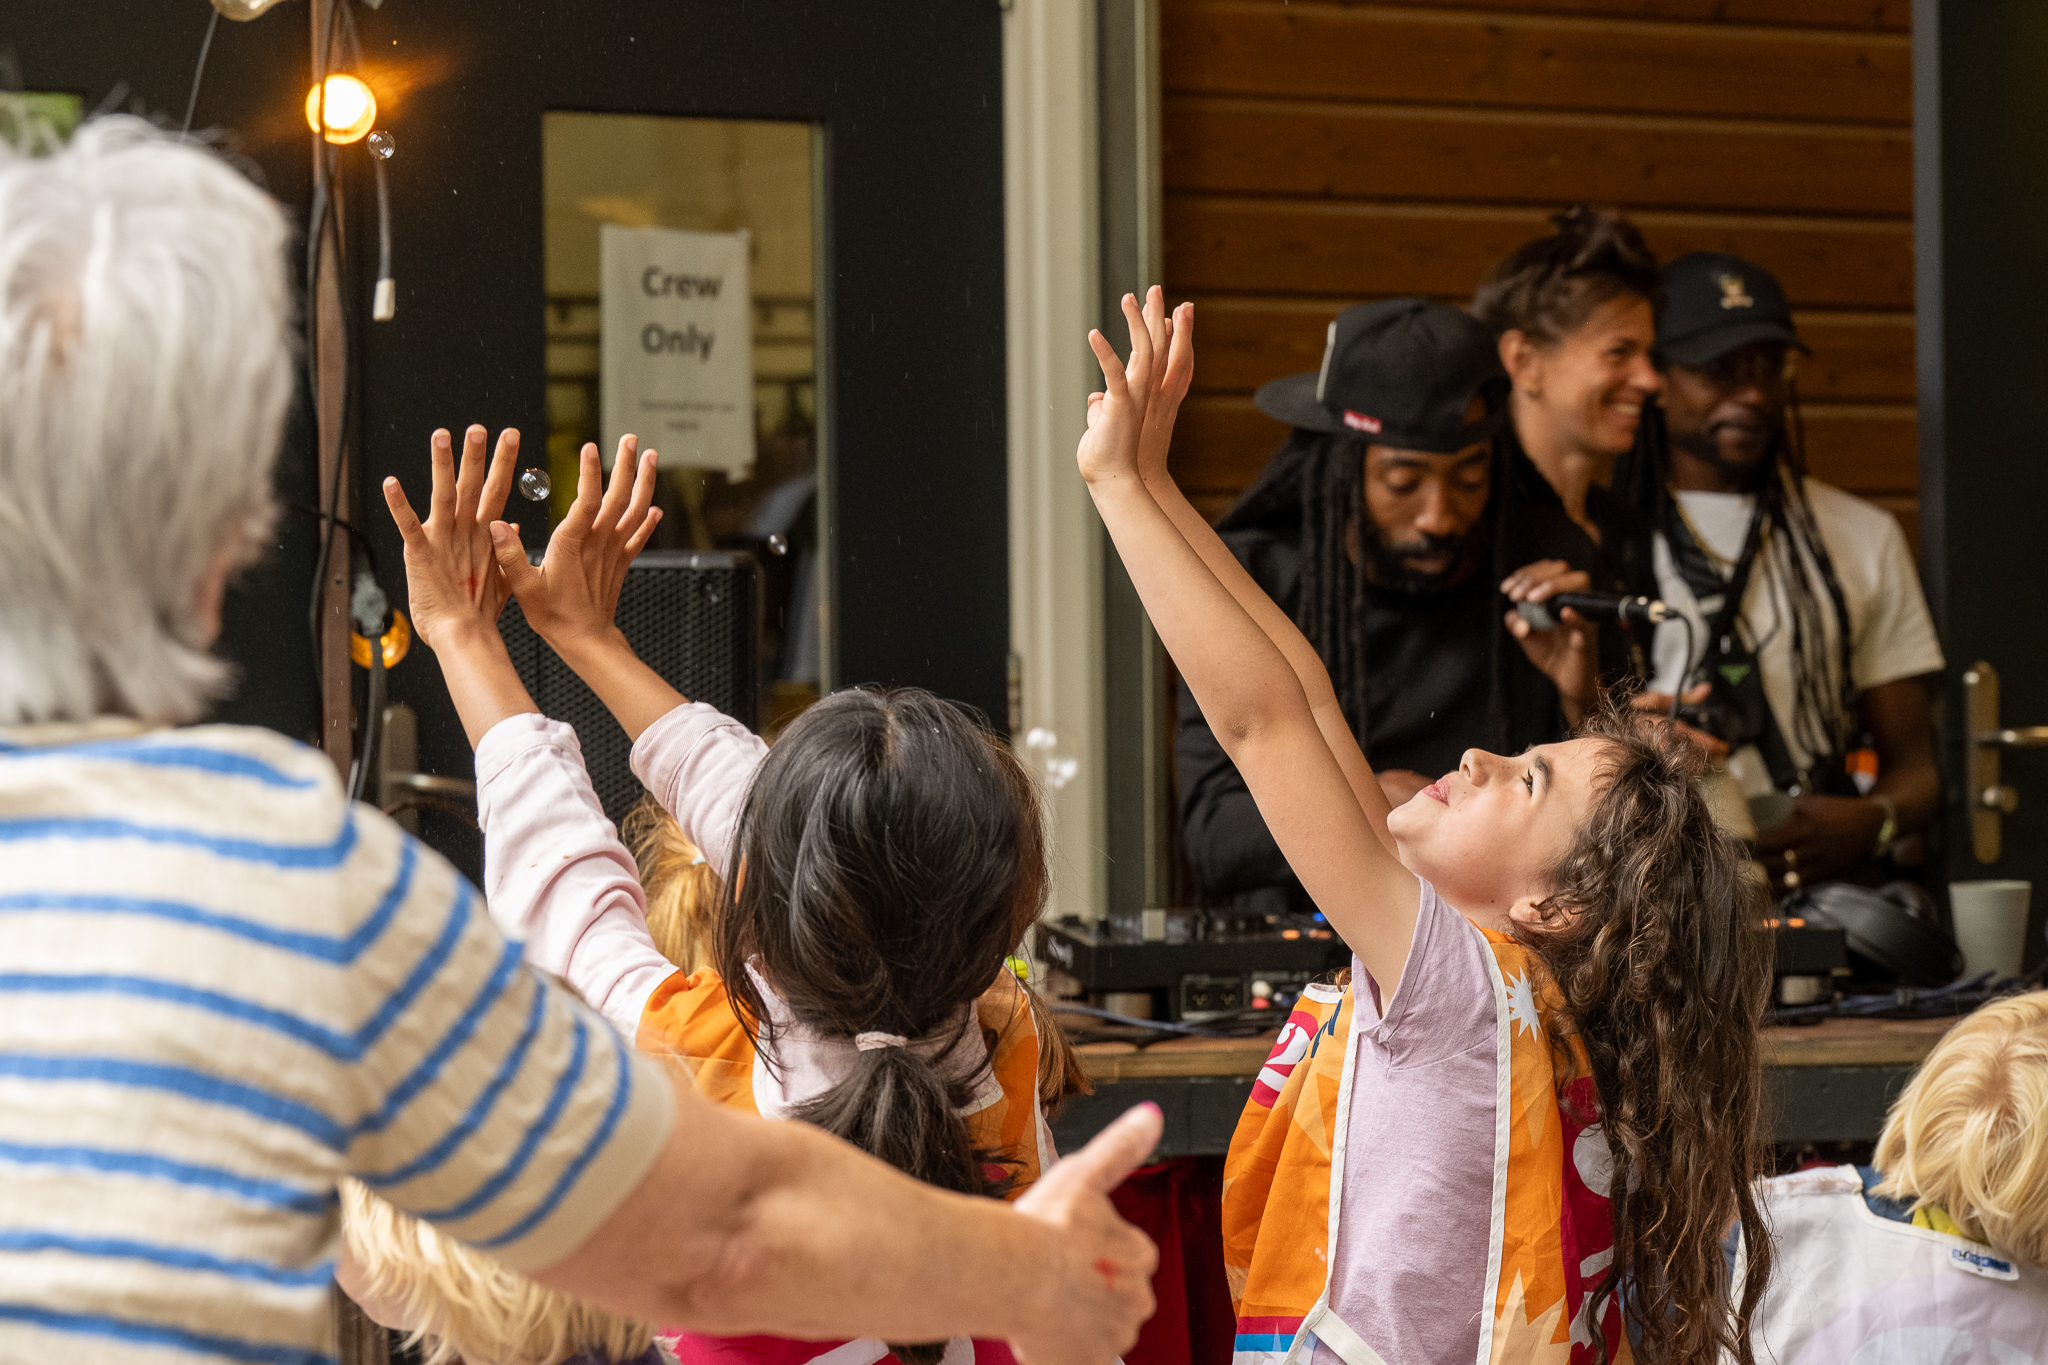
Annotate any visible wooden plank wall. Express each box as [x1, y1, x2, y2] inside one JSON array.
[[1160, 0, 1917, 546]]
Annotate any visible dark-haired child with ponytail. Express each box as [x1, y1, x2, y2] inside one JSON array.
[[382, 432, 1160, 1365], [1084, 290, 1776, 1365]]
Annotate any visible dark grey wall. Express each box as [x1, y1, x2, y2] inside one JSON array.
[[1915, 0, 2048, 966], [5, 0, 1012, 795]]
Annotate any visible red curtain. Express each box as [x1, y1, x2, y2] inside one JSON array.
[[1108, 1158, 1234, 1365]]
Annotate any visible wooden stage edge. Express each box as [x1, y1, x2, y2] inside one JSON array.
[[1075, 1014, 1960, 1085]]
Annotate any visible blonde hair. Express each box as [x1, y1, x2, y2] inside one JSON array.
[[340, 1179, 656, 1365], [623, 795, 722, 973], [1873, 991, 2048, 1266], [338, 809, 715, 1362]]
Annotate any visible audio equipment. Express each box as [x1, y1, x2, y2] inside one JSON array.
[[501, 550, 761, 824], [1514, 591, 1676, 631]]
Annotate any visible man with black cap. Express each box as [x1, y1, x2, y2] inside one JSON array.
[[1177, 298, 1609, 917], [1616, 252, 1944, 890]]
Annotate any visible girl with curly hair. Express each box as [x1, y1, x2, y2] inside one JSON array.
[[1081, 290, 1774, 1365]]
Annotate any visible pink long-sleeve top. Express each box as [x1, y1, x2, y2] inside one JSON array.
[[473, 703, 1035, 1365], [473, 702, 763, 1040]]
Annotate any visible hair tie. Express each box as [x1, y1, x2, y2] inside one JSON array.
[[855, 1032, 909, 1052]]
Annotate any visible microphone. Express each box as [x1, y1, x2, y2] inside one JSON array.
[[1514, 592, 1676, 630]]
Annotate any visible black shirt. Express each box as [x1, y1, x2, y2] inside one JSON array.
[[1175, 524, 1559, 915], [1174, 450, 1656, 916]]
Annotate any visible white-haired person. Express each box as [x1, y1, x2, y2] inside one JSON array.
[[0, 116, 1161, 1365], [1729, 991, 2048, 1359]]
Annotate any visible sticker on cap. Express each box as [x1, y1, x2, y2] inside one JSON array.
[[1717, 274, 1755, 310], [1342, 410, 1382, 434]]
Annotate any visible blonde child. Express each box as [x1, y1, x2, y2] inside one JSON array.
[[620, 796, 721, 974], [335, 818, 721, 1365], [339, 1179, 675, 1365], [381, 432, 1117, 1365], [1077, 290, 1775, 1365], [1731, 991, 2048, 1359]]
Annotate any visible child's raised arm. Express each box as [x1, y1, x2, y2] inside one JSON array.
[[383, 426, 676, 1033], [487, 437, 685, 741], [1080, 296, 1418, 997], [486, 437, 765, 875], [1129, 291, 1394, 854]]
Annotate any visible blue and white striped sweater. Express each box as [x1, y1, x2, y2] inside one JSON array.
[[0, 720, 671, 1365]]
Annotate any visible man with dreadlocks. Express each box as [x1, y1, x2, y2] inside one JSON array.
[[1617, 252, 1945, 890], [1178, 298, 1612, 916]]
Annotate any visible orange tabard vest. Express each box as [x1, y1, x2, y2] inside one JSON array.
[[1221, 929, 1627, 1365], [637, 966, 1058, 1195]]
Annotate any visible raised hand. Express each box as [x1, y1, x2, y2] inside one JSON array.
[[1500, 558, 1598, 725], [488, 435, 663, 652], [1135, 287, 1194, 484], [1075, 292, 1156, 487], [382, 426, 521, 651], [1007, 1103, 1163, 1365]]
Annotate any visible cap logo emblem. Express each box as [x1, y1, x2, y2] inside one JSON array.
[[1342, 410, 1381, 434], [1717, 274, 1755, 311]]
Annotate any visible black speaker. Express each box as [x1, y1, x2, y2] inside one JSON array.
[[502, 550, 761, 824]]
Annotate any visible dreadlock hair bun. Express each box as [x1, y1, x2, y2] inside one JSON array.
[[1520, 700, 1775, 1365], [1472, 205, 1662, 346]]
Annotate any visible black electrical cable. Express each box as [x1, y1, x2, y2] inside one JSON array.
[[1048, 1000, 1283, 1046], [179, 8, 222, 139], [1668, 613, 1693, 722], [1769, 968, 2048, 1027], [288, 500, 366, 546], [349, 635, 385, 803], [303, 0, 352, 675]]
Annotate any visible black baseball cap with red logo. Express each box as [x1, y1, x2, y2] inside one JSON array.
[[1252, 297, 1506, 452]]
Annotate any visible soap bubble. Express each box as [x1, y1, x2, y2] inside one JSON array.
[[1020, 728, 1079, 790], [366, 130, 396, 160], [518, 468, 551, 502], [766, 533, 789, 557]]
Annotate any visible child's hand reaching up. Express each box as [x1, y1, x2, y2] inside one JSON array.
[[1135, 287, 1194, 485], [381, 425, 520, 650], [1075, 293, 1156, 486], [488, 434, 684, 743], [487, 435, 663, 652], [382, 425, 541, 748]]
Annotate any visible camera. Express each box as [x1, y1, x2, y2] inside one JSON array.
[[1674, 696, 1741, 744]]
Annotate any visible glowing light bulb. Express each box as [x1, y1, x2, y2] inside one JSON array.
[[305, 75, 377, 145], [211, 0, 294, 19]]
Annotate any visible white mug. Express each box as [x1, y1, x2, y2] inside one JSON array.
[[1949, 880, 2032, 979]]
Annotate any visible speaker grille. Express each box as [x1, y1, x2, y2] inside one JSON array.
[[502, 550, 761, 825]]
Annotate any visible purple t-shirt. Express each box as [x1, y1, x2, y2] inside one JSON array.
[[1313, 878, 1500, 1365]]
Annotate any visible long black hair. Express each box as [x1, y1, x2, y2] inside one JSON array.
[[1612, 387, 1859, 771], [712, 688, 1080, 1364]]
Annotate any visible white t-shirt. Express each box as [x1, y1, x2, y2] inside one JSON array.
[[1649, 478, 1945, 774]]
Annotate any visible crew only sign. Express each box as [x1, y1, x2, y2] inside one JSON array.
[[600, 223, 755, 477]]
